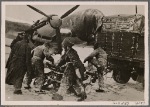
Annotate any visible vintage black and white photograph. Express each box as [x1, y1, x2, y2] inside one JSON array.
[[1, 1, 149, 105]]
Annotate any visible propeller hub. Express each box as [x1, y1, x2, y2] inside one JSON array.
[[49, 16, 62, 29]]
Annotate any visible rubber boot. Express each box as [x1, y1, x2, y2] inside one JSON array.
[[14, 90, 22, 94], [77, 92, 87, 101]]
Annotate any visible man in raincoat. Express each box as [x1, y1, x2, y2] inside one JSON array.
[[52, 38, 87, 101], [24, 42, 58, 93], [6, 32, 25, 69], [5, 33, 32, 94], [84, 43, 107, 92]]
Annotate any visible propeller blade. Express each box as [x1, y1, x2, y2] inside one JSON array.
[[135, 5, 137, 14], [60, 5, 79, 19], [27, 5, 50, 18]]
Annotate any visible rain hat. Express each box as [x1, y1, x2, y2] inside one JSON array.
[[62, 38, 74, 47]]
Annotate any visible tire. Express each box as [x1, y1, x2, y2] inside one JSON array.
[[112, 65, 131, 84], [131, 71, 138, 81]]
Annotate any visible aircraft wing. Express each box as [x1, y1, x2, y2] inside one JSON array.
[[5, 19, 90, 48]]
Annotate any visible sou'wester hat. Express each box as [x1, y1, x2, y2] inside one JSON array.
[[62, 38, 74, 47]]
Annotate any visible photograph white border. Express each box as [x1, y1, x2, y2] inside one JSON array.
[[1, 1, 149, 106]]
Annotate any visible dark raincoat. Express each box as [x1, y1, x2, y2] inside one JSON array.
[[84, 47, 107, 89], [56, 48, 86, 96], [26, 45, 54, 91], [5, 39, 32, 90], [57, 48, 86, 82], [6, 36, 23, 68]]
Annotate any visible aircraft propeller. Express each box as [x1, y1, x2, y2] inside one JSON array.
[[26, 5, 79, 31], [27, 5, 79, 20], [60, 5, 79, 19], [27, 5, 51, 19], [26, 5, 79, 54]]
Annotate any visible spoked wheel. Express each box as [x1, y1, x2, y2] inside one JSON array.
[[113, 65, 131, 84], [84, 83, 92, 94]]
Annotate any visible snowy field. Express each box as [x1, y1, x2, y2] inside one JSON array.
[[4, 39, 144, 101]]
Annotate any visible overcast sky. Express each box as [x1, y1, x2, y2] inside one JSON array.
[[5, 5, 145, 24]]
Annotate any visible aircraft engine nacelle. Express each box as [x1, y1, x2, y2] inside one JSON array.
[[23, 4, 79, 54], [36, 15, 62, 38], [62, 9, 104, 44]]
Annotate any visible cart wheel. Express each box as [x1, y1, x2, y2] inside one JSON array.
[[131, 71, 138, 81], [113, 66, 131, 84], [84, 84, 92, 94]]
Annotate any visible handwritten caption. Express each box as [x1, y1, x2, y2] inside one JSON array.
[[113, 101, 145, 105]]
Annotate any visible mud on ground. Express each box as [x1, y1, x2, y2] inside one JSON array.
[[5, 46, 144, 101]]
